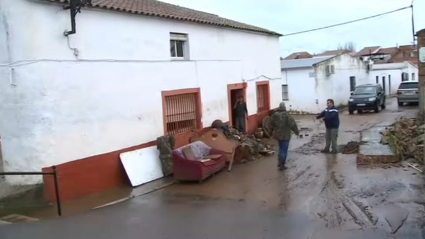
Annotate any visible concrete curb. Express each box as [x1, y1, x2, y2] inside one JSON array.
[[93, 181, 176, 210]]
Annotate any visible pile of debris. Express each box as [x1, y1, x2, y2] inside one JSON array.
[[341, 141, 360, 154], [233, 134, 274, 163], [211, 120, 274, 163], [380, 117, 425, 163]]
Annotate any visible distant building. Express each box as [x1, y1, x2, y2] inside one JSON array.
[[370, 62, 418, 95], [280, 44, 419, 114], [356, 45, 418, 64], [355, 45, 419, 95], [387, 45, 418, 64], [280, 53, 369, 113]]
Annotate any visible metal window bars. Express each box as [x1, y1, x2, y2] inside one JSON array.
[[165, 93, 199, 135]]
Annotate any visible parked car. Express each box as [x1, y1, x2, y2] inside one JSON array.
[[348, 84, 386, 114], [397, 81, 419, 106]]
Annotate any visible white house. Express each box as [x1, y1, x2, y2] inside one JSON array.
[[370, 62, 418, 96], [0, 0, 282, 198], [281, 53, 369, 113]]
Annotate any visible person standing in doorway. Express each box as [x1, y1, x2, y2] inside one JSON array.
[[316, 99, 340, 154], [270, 102, 299, 170], [233, 95, 248, 133]]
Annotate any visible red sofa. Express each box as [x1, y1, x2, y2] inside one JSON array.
[[172, 141, 226, 182]]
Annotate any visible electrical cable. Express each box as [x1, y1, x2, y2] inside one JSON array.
[[283, 5, 412, 37]]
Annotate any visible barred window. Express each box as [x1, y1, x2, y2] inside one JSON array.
[[164, 92, 200, 135]]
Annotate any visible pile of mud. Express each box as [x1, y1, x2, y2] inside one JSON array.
[[380, 117, 424, 163], [341, 141, 360, 154]]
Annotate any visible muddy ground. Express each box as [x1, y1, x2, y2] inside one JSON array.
[[0, 98, 424, 239]]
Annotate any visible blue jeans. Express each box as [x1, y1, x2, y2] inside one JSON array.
[[277, 140, 290, 166]]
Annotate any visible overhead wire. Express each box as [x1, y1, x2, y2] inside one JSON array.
[[282, 5, 412, 37]]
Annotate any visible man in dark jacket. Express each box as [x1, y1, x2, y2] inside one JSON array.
[[316, 99, 340, 154], [270, 102, 299, 170], [233, 95, 248, 133]]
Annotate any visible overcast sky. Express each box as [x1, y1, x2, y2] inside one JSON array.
[[160, 0, 424, 58]]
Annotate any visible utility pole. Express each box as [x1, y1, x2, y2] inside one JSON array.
[[418, 29, 425, 120], [417, 29, 425, 164]]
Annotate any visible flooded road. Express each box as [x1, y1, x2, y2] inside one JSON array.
[[1, 98, 424, 239]]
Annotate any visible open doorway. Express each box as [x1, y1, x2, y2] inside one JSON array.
[[382, 76, 386, 95], [227, 83, 247, 128]]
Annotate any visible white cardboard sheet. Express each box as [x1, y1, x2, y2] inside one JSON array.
[[120, 146, 164, 187]]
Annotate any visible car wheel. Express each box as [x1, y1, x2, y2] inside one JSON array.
[[349, 109, 354, 115], [381, 101, 386, 109], [358, 110, 363, 114], [398, 101, 403, 107], [374, 103, 380, 113]]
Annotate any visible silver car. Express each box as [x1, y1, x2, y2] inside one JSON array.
[[397, 81, 419, 106]]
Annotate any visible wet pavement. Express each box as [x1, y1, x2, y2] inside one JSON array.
[[1, 98, 424, 239]]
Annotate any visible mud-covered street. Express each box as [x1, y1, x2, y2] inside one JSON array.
[[1, 98, 424, 239]]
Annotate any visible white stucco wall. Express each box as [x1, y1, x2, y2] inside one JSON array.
[[371, 62, 419, 95], [0, 0, 281, 184], [281, 68, 323, 113], [314, 54, 369, 108], [282, 54, 370, 113]]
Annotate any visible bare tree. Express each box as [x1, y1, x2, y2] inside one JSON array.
[[337, 42, 356, 52]]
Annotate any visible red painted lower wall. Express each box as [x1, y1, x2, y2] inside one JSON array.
[[43, 111, 271, 202]]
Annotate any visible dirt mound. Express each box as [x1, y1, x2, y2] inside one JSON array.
[[341, 141, 360, 154]]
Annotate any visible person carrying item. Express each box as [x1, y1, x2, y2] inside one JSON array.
[[270, 102, 299, 170], [316, 99, 340, 154], [233, 95, 248, 133]]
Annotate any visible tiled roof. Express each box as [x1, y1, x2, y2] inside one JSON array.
[[377, 47, 397, 55], [315, 49, 350, 57], [283, 52, 312, 60], [45, 0, 281, 36], [355, 46, 380, 56], [281, 56, 333, 70]]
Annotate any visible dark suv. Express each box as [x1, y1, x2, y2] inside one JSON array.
[[348, 84, 386, 114]]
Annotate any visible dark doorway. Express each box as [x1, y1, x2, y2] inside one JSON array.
[[382, 76, 386, 94], [230, 89, 244, 126], [349, 76, 356, 91], [376, 76, 379, 84]]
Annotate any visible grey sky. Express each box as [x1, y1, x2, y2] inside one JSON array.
[[160, 0, 424, 58]]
